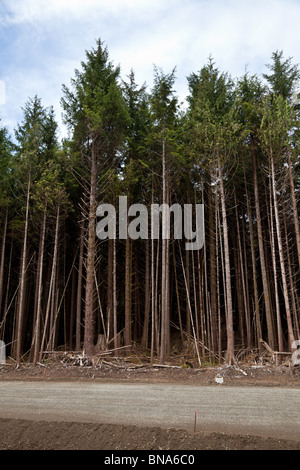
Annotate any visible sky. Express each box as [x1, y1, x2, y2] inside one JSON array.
[[0, 0, 300, 141]]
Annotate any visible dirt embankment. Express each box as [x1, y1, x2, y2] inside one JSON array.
[[1, 417, 300, 451], [1, 355, 300, 387]]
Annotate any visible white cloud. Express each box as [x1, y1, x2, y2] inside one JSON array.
[[1, 0, 167, 26], [1, 0, 300, 139]]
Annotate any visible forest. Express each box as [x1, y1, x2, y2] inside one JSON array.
[[0, 40, 299, 366]]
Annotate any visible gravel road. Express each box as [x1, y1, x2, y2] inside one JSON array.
[[0, 381, 300, 441]]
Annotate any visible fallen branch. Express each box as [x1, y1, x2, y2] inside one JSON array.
[[233, 365, 247, 376], [101, 360, 126, 369], [152, 364, 182, 370], [126, 364, 149, 370], [259, 339, 292, 366]]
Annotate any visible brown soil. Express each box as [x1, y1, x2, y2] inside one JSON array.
[[1, 355, 300, 450], [1, 417, 300, 450]]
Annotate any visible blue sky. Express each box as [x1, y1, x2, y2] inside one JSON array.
[[0, 0, 300, 141]]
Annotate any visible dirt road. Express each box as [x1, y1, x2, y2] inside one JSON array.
[[0, 381, 300, 442]]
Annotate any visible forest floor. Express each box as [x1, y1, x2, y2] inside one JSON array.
[[1, 352, 300, 450]]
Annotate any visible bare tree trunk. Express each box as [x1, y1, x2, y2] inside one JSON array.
[[234, 247, 245, 349], [142, 239, 150, 348], [282, 198, 299, 341], [234, 192, 251, 349], [185, 249, 191, 337], [218, 156, 234, 364], [69, 248, 77, 349], [106, 238, 113, 345], [133, 244, 141, 343], [245, 177, 262, 349], [155, 238, 160, 358], [172, 241, 184, 345], [165, 231, 170, 356], [0, 208, 8, 317], [124, 234, 132, 349], [47, 250, 76, 351], [50, 247, 59, 350], [270, 153, 295, 350], [33, 208, 47, 364], [207, 178, 218, 353], [84, 141, 98, 357], [16, 173, 31, 366], [287, 148, 300, 270], [1, 240, 13, 341], [253, 151, 275, 349], [203, 207, 209, 360], [191, 250, 200, 346], [160, 135, 169, 364], [76, 218, 85, 351], [40, 205, 60, 359], [269, 178, 283, 352], [215, 203, 222, 362], [113, 237, 118, 355], [179, 244, 201, 367], [150, 236, 155, 364]]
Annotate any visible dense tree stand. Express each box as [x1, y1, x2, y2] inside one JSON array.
[[0, 45, 299, 365]]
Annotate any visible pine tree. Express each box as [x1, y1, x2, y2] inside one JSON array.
[[61, 39, 129, 357], [263, 50, 300, 100], [149, 66, 179, 363], [0, 125, 13, 330], [14, 96, 58, 364]]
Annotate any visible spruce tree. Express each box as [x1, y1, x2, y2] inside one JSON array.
[[61, 39, 129, 357]]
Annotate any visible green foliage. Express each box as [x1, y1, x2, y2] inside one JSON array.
[[263, 50, 300, 100], [187, 57, 234, 117], [61, 39, 129, 158], [234, 72, 267, 134], [259, 94, 296, 158], [32, 160, 70, 213], [151, 66, 178, 129], [187, 61, 241, 171], [0, 125, 14, 207], [14, 96, 59, 181]]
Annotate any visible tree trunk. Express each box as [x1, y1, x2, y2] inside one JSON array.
[[160, 134, 169, 363], [218, 156, 234, 364], [270, 152, 295, 350], [141, 239, 150, 349], [40, 205, 60, 360], [252, 151, 275, 349], [1, 240, 13, 341], [0, 208, 8, 317], [287, 148, 300, 270], [269, 179, 283, 352], [124, 234, 132, 349], [33, 208, 47, 364], [245, 177, 262, 349], [234, 192, 251, 349], [76, 218, 85, 351], [106, 238, 113, 345], [84, 141, 98, 357], [150, 236, 155, 364], [113, 237, 118, 355], [16, 173, 31, 365], [208, 180, 218, 353]]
